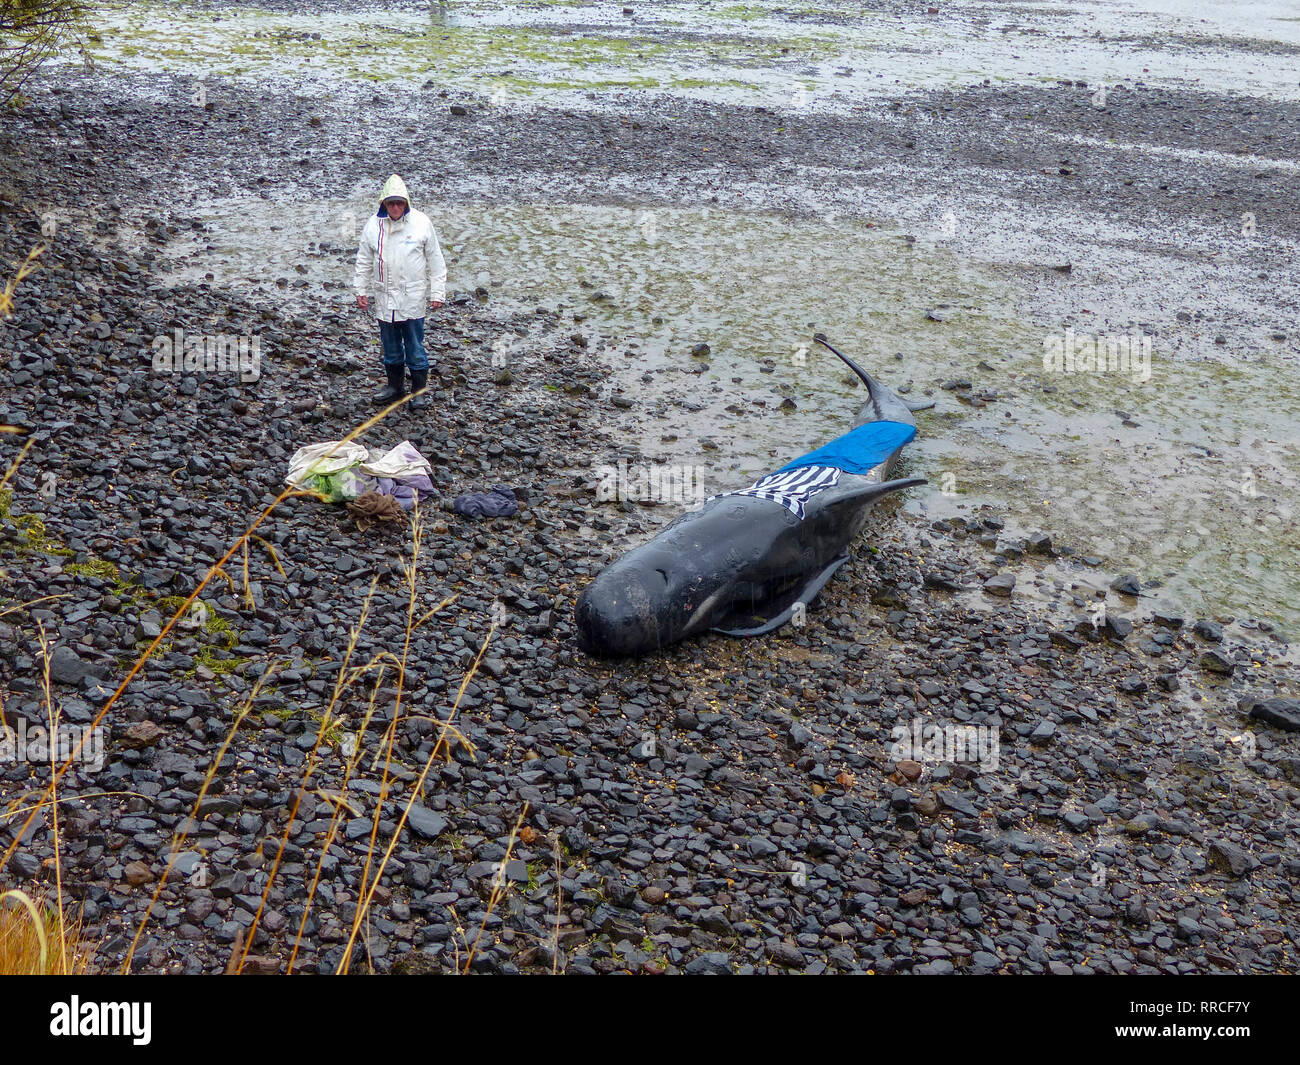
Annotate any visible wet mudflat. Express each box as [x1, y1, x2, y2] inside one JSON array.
[[1, 0, 1297, 974]]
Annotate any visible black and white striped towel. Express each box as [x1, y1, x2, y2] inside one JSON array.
[[717, 464, 842, 520]]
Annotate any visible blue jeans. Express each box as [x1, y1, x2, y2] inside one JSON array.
[[378, 317, 427, 372]]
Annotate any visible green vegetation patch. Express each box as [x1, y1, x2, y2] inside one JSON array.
[[0, 489, 74, 557], [82, 0, 830, 94], [64, 557, 120, 580]]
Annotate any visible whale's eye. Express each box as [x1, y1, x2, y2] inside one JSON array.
[[654, 568, 670, 587]]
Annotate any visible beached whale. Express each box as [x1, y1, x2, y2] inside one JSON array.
[[575, 338, 930, 657]]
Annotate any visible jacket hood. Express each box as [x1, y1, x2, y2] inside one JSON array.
[[378, 174, 411, 216]]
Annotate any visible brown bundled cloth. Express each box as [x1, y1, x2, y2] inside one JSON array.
[[346, 491, 408, 532]]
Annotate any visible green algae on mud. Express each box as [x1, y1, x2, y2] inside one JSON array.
[[81, 0, 805, 97], [74, 0, 1300, 105]]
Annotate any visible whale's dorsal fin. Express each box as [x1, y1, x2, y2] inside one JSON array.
[[711, 555, 850, 637]]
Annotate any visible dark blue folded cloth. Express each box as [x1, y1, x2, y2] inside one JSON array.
[[451, 485, 519, 518]]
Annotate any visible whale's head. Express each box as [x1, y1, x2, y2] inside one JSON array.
[[575, 539, 714, 657], [575, 501, 779, 658]]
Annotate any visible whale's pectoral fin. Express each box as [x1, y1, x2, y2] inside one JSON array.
[[826, 476, 928, 508], [712, 477, 927, 638], [904, 398, 936, 412], [711, 554, 851, 637]]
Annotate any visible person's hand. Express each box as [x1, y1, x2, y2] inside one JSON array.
[[356, 294, 368, 310], [430, 300, 443, 311]]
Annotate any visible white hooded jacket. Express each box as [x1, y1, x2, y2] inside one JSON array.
[[353, 175, 448, 322]]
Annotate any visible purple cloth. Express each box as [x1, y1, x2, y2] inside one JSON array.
[[363, 441, 434, 511], [374, 473, 433, 511], [452, 485, 519, 518]]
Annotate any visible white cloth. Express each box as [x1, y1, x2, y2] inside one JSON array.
[[359, 440, 432, 480], [285, 441, 369, 488]]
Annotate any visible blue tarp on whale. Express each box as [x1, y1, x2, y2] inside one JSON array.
[[775, 419, 916, 476]]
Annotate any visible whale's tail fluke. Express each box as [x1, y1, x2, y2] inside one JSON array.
[[814, 334, 876, 389], [814, 335, 933, 421]]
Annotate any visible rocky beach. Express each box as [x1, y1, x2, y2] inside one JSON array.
[[1, 0, 1298, 976]]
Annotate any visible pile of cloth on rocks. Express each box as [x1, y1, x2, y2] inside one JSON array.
[[286, 440, 434, 529]]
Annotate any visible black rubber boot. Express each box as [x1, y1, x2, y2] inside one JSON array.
[[373, 363, 406, 405], [409, 368, 430, 411]]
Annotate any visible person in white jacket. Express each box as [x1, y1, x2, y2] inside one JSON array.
[[353, 174, 447, 410]]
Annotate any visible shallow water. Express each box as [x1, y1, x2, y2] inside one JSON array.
[[81, 0, 1300, 107], [153, 196, 1300, 632]]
